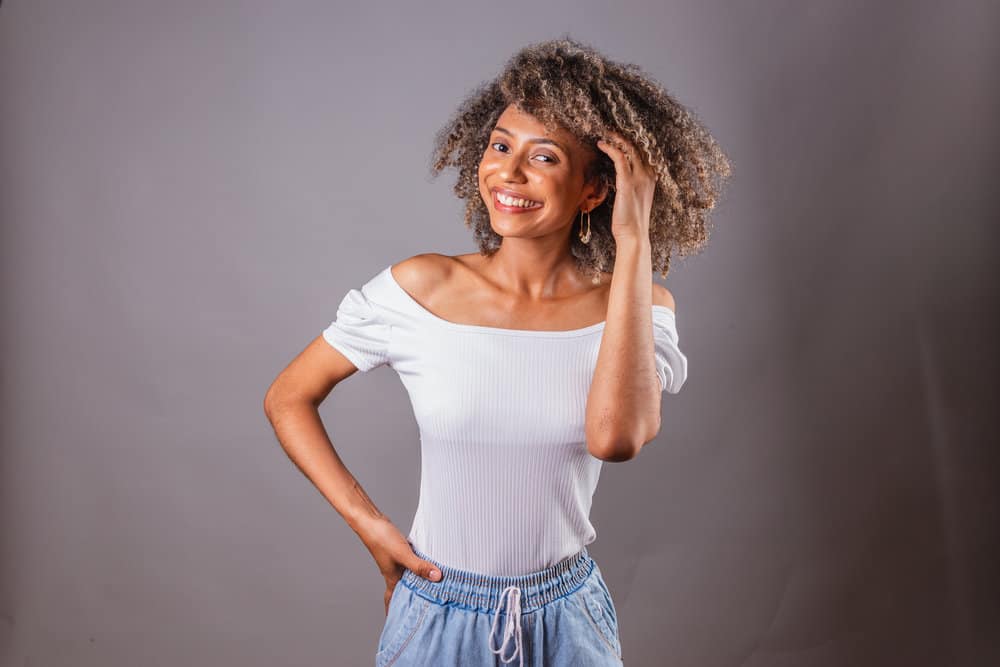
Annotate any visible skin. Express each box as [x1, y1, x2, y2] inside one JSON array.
[[263, 103, 676, 614]]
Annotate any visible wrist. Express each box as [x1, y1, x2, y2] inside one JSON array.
[[348, 511, 387, 539], [613, 234, 652, 260], [340, 492, 388, 535]]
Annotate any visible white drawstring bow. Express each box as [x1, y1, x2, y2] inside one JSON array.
[[488, 585, 524, 666]]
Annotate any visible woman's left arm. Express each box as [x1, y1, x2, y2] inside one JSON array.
[[585, 131, 670, 462]]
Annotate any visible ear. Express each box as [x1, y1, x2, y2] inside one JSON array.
[[582, 177, 609, 213]]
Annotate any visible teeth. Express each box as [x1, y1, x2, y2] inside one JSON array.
[[497, 192, 540, 208]]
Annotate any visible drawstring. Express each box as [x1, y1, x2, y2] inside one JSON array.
[[488, 585, 524, 666]]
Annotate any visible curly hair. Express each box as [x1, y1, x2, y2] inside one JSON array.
[[428, 36, 732, 281]]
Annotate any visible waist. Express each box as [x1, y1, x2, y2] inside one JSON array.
[[400, 544, 594, 613]]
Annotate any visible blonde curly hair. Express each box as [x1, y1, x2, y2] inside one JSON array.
[[427, 36, 732, 280]]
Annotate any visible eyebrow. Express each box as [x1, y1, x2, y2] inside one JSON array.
[[492, 126, 566, 152]]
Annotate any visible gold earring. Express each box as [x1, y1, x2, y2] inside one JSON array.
[[578, 209, 592, 244]]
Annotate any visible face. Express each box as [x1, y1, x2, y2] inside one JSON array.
[[478, 104, 606, 239]]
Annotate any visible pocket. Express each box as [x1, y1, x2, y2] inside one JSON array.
[[375, 580, 430, 667], [591, 568, 620, 631], [577, 575, 622, 661]]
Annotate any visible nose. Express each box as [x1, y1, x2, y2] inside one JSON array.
[[496, 152, 528, 183]]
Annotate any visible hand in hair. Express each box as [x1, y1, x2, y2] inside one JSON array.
[[597, 130, 659, 244]]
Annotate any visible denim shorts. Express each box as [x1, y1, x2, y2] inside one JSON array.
[[375, 545, 623, 666]]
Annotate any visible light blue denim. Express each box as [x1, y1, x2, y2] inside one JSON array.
[[375, 545, 624, 666]]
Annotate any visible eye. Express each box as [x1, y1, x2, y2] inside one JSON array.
[[490, 142, 557, 164]]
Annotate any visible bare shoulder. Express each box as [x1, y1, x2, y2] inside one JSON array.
[[652, 281, 676, 313], [389, 253, 455, 297]]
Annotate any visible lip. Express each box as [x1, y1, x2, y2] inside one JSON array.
[[491, 187, 543, 212]]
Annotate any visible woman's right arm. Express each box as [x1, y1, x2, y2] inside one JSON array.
[[264, 335, 381, 531], [263, 335, 442, 612]]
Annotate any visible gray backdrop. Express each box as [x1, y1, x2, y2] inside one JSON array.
[[2, 1, 997, 665]]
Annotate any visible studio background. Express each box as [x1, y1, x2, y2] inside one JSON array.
[[1, 1, 997, 665]]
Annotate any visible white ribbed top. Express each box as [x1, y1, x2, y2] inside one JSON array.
[[322, 265, 688, 576]]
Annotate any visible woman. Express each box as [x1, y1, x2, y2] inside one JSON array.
[[264, 37, 730, 666]]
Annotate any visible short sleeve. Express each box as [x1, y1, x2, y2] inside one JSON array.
[[322, 282, 391, 372], [652, 307, 688, 393]]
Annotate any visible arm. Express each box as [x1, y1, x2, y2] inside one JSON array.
[[585, 240, 667, 461], [263, 337, 387, 538], [585, 131, 672, 462], [263, 336, 443, 604]]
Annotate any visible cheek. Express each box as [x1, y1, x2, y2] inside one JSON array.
[[537, 175, 571, 202], [478, 157, 498, 190], [477, 170, 491, 203]]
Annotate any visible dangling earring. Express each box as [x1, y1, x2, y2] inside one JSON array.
[[578, 208, 592, 244]]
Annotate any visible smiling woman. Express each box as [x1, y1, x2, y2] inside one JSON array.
[[266, 35, 729, 667], [474, 107, 609, 252], [430, 37, 731, 283]]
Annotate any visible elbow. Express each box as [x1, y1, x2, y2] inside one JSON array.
[[264, 379, 324, 425], [263, 377, 282, 419], [587, 420, 660, 462], [263, 388, 279, 422], [263, 390, 307, 444], [265, 383, 327, 426], [263, 381, 293, 422], [587, 436, 642, 462]]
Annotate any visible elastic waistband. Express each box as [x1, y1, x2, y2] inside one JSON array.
[[401, 546, 595, 614]]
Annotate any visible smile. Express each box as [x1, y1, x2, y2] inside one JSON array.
[[493, 191, 543, 211]]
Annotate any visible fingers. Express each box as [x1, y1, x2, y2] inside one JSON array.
[[597, 130, 637, 173], [597, 136, 633, 175], [383, 556, 441, 613], [417, 558, 442, 581]]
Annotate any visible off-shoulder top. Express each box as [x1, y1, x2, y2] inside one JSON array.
[[322, 265, 688, 576]]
